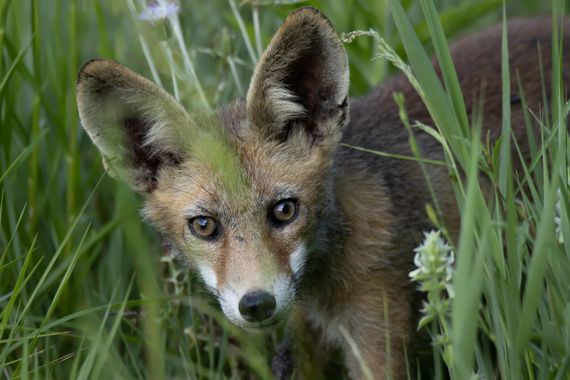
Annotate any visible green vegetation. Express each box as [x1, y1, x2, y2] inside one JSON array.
[[0, 0, 568, 378]]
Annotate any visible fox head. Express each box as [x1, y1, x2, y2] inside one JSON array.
[[76, 7, 349, 329]]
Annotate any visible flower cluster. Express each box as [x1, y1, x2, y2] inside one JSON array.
[[555, 191, 564, 244], [410, 231, 455, 295], [409, 230, 455, 328], [410, 230, 456, 366], [555, 169, 569, 245]]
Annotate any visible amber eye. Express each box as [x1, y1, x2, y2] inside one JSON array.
[[270, 199, 298, 226], [188, 216, 219, 240]]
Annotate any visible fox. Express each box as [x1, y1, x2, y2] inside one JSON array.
[[76, 6, 569, 380]]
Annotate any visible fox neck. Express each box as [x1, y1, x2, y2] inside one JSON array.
[[294, 161, 401, 312], [296, 172, 349, 302]]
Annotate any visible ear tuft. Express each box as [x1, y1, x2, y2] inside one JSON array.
[[246, 7, 349, 147], [76, 58, 106, 86], [77, 59, 192, 192]]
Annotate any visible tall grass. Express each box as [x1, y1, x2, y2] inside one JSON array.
[[386, 0, 570, 378], [0, 0, 567, 379]]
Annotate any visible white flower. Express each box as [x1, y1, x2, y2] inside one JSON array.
[[139, 1, 180, 21], [556, 169, 570, 244], [410, 230, 455, 326], [555, 190, 564, 244], [411, 230, 455, 366], [409, 230, 455, 297]]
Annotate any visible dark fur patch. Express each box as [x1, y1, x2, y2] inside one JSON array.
[[123, 117, 180, 192], [272, 338, 294, 380], [285, 43, 323, 116]]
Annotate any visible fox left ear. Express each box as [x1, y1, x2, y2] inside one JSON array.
[[76, 59, 193, 193], [246, 7, 349, 149]]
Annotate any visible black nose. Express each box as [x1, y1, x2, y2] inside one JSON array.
[[238, 291, 277, 323]]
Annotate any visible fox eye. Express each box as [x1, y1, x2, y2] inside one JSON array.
[[188, 216, 218, 240], [270, 199, 298, 225]]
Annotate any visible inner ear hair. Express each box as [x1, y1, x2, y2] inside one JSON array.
[[123, 117, 182, 192]]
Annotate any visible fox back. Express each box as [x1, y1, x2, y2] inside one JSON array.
[[76, 8, 569, 379]]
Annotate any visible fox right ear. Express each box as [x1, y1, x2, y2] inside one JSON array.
[[76, 59, 193, 192], [246, 7, 349, 151]]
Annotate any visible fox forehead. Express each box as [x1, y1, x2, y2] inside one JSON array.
[[143, 102, 330, 240], [228, 103, 335, 201]]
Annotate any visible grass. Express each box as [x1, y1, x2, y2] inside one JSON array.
[[0, 0, 569, 378]]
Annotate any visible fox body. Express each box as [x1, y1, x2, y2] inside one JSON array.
[[76, 7, 569, 379]]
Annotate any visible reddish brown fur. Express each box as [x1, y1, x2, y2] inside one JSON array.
[[76, 8, 570, 380]]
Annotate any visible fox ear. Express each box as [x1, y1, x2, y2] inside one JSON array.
[[246, 7, 349, 149], [77, 59, 192, 192]]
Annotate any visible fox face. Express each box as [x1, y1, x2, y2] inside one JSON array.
[[142, 117, 339, 328], [76, 7, 348, 329]]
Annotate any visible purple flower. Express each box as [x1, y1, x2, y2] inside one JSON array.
[[139, 1, 180, 21]]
